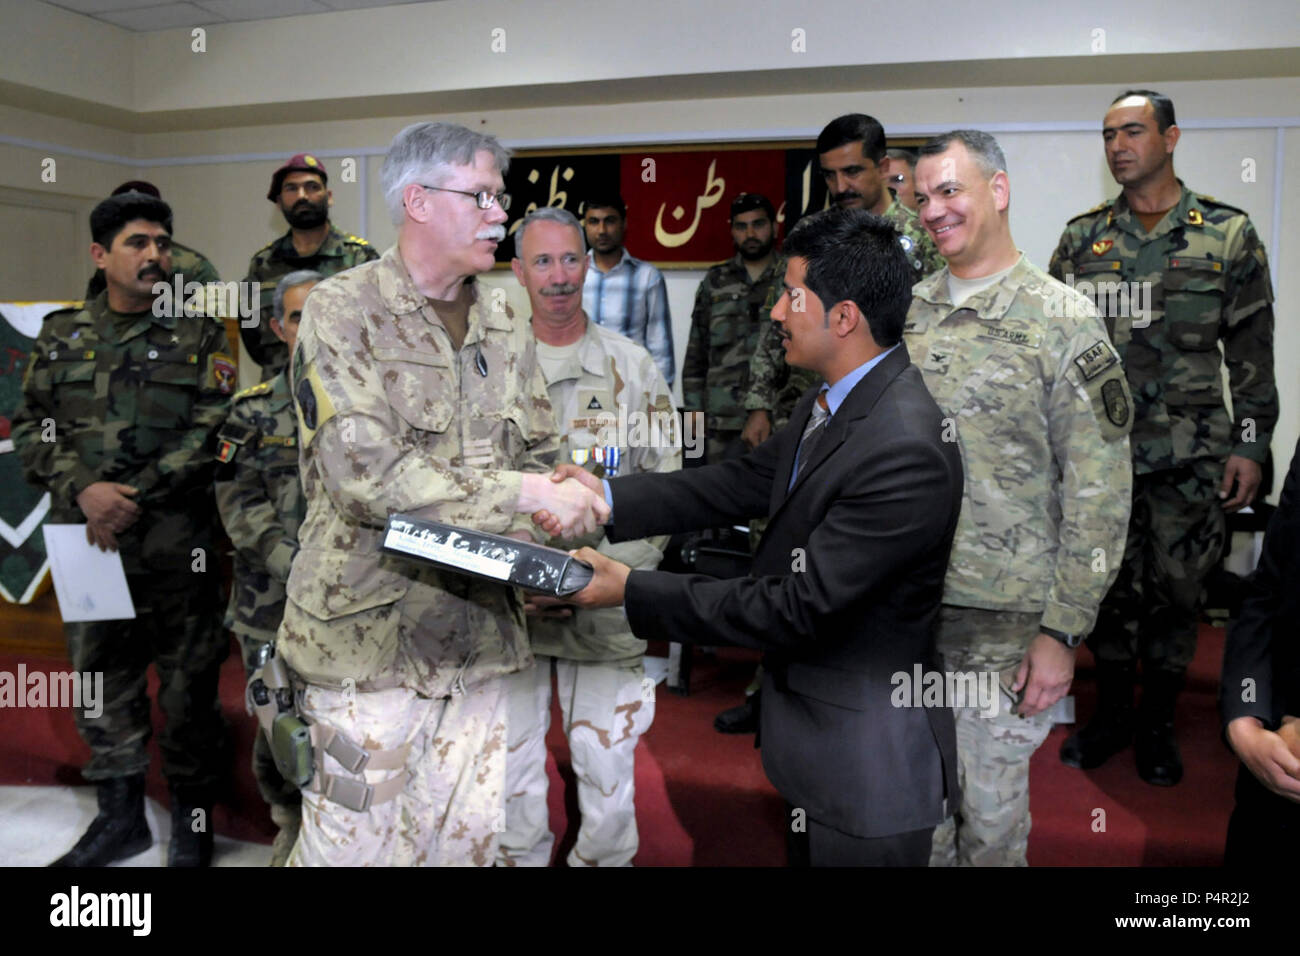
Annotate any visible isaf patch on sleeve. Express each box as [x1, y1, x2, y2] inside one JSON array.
[[1072, 340, 1119, 381]]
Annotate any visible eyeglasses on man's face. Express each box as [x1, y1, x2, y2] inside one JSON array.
[[419, 185, 511, 211]]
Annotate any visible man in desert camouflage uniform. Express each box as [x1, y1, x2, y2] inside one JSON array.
[[1052, 90, 1278, 787], [683, 193, 785, 465], [497, 208, 680, 867], [13, 192, 235, 867], [279, 122, 609, 867], [214, 269, 319, 865], [242, 153, 379, 380], [905, 131, 1133, 866], [740, 114, 943, 451]]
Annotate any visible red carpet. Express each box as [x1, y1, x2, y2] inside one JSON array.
[[0, 624, 1237, 865]]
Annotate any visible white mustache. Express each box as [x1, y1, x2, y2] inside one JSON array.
[[476, 225, 506, 241]]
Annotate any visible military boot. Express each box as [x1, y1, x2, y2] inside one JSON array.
[[49, 774, 152, 867], [1135, 670, 1184, 787], [1059, 661, 1136, 769], [167, 784, 214, 867]]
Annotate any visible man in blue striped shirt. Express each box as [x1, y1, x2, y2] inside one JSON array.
[[581, 195, 676, 386]]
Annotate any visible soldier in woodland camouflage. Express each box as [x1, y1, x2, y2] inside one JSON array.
[[906, 131, 1132, 866], [242, 153, 379, 380], [683, 193, 785, 464], [1052, 90, 1278, 787], [498, 208, 680, 867], [13, 192, 234, 867], [741, 114, 944, 449], [85, 181, 219, 300], [214, 270, 318, 866], [279, 122, 608, 866]]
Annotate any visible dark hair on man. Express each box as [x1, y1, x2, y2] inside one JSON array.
[[583, 195, 626, 218], [815, 114, 887, 163], [918, 129, 1008, 179], [90, 192, 173, 249], [1112, 89, 1177, 132], [782, 207, 911, 347], [885, 148, 917, 169]]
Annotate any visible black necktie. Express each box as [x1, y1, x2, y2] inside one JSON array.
[[790, 392, 830, 489]]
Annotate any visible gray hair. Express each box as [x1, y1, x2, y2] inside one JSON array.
[[885, 148, 916, 170], [380, 121, 511, 225], [273, 269, 323, 321], [918, 129, 1008, 180], [512, 206, 586, 259]]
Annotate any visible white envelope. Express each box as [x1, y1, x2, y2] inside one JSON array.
[[41, 524, 136, 622]]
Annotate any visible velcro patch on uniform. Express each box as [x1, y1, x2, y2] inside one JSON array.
[[211, 352, 236, 394], [1072, 340, 1119, 381], [977, 326, 1041, 350], [922, 347, 951, 376], [294, 363, 338, 447], [1101, 378, 1130, 427], [1168, 257, 1223, 272]]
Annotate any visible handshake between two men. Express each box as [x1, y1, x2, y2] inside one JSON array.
[[514, 464, 631, 610]]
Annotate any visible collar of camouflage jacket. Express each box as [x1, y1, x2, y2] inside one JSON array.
[[273, 223, 346, 260], [1110, 180, 1204, 239], [912, 251, 1031, 322], [376, 244, 511, 345]]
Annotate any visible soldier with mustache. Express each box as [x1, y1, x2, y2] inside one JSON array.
[[13, 191, 236, 867], [241, 153, 379, 381]]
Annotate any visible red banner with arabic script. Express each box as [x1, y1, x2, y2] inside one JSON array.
[[499, 144, 832, 268]]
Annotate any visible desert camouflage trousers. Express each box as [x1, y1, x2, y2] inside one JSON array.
[[1088, 459, 1226, 674], [929, 606, 1054, 867], [288, 676, 507, 866], [497, 656, 654, 867]]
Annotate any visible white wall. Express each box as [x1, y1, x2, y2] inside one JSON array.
[[1, 0, 1296, 493]]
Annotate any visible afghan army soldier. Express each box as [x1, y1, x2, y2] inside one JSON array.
[[908, 131, 1133, 866], [683, 193, 785, 464], [740, 114, 944, 449], [14, 192, 235, 867], [86, 181, 219, 300], [1052, 90, 1278, 787], [214, 269, 319, 866], [242, 153, 379, 381], [280, 122, 609, 867], [497, 208, 680, 867]]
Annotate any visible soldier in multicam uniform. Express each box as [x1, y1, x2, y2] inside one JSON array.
[[1052, 91, 1278, 787], [214, 269, 319, 866], [86, 181, 219, 299], [14, 192, 235, 867], [279, 122, 608, 867], [241, 153, 379, 381], [497, 208, 680, 867], [906, 131, 1133, 866], [683, 192, 785, 465], [740, 114, 944, 451]]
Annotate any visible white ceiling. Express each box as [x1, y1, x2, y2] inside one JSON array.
[[40, 0, 442, 32]]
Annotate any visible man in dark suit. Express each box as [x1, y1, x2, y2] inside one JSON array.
[[540, 207, 964, 865], [1221, 437, 1300, 865]]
